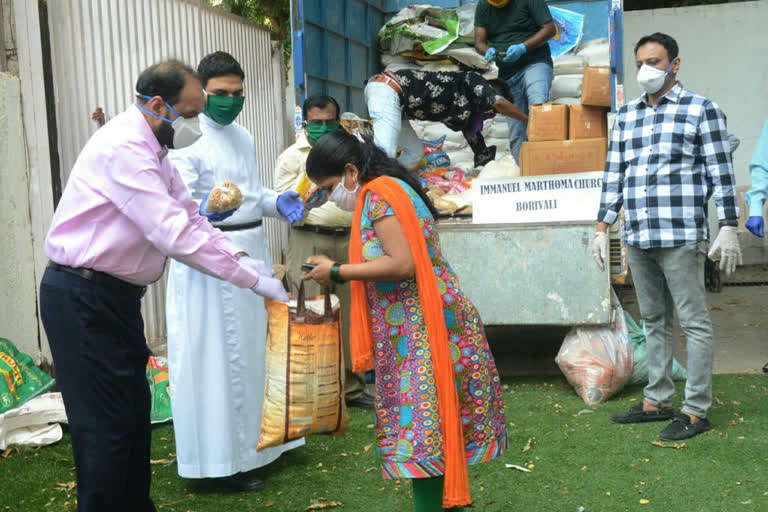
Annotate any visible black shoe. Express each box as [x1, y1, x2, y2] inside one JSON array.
[[214, 472, 265, 492], [610, 403, 675, 424], [659, 413, 710, 440], [346, 392, 375, 410]]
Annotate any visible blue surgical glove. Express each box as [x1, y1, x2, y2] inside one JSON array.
[[746, 216, 765, 237], [276, 191, 305, 224], [503, 43, 527, 64], [483, 47, 497, 62], [199, 192, 237, 223]]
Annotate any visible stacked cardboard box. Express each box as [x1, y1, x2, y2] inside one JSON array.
[[569, 104, 608, 140], [522, 102, 608, 176], [520, 138, 608, 176], [527, 104, 569, 142], [581, 67, 611, 107]]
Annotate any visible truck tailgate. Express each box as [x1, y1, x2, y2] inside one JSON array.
[[437, 219, 612, 326]]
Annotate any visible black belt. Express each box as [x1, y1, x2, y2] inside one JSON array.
[[293, 224, 351, 237], [216, 220, 263, 232], [48, 262, 147, 299]]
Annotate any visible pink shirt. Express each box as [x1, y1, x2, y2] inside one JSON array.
[[45, 105, 259, 288]]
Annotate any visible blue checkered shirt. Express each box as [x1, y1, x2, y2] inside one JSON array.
[[597, 83, 739, 249]]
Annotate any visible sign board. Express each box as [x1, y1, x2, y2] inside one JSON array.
[[473, 171, 604, 224]]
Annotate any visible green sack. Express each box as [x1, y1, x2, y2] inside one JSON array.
[[0, 338, 55, 413], [625, 313, 688, 385], [146, 356, 172, 424]]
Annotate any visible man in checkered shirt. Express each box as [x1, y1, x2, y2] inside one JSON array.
[[592, 33, 742, 441]]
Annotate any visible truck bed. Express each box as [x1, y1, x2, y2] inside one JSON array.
[[436, 219, 612, 326]]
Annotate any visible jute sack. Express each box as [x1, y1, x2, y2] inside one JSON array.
[[258, 282, 349, 450]]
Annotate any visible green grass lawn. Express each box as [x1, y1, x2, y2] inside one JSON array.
[[1, 375, 767, 512]]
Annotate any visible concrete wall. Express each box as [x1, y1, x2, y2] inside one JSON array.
[[624, 1, 768, 262], [1, 0, 18, 74], [0, 72, 40, 357]]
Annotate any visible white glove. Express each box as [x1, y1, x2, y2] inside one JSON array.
[[707, 226, 742, 276], [251, 275, 289, 302], [239, 256, 273, 277], [592, 232, 609, 271]]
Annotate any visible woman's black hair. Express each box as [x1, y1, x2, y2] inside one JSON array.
[[306, 130, 438, 219]]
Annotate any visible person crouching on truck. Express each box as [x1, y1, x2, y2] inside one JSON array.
[[301, 130, 507, 511], [364, 69, 528, 170]]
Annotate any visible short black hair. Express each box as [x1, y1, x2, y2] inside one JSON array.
[[302, 95, 340, 121], [135, 60, 199, 105], [634, 32, 679, 61], [197, 51, 245, 88]]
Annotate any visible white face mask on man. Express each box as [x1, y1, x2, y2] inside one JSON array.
[[328, 175, 360, 212], [636, 61, 675, 95]]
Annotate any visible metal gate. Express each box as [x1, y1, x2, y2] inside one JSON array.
[[45, 0, 287, 353]]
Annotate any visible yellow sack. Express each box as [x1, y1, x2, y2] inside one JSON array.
[[258, 284, 349, 450]]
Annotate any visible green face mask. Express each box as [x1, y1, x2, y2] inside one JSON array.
[[205, 94, 245, 126], [306, 121, 341, 145]]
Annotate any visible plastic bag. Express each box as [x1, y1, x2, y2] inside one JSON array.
[[422, 136, 452, 168], [625, 312, 688, 385], [0, 393, 67, 449], [146, 356, 172, 424], [477, 155, 520, 180], [0, 338, 55, 414], [258, 284, 348, 450], [547, 6, 584, 58], [555, 294, 634, 405]]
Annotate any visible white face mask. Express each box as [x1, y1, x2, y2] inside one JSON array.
[[328, 175, 360, 212], [171, 116, 203, 149], [636, 61, 674, 95], [135, 94, 203, 149]]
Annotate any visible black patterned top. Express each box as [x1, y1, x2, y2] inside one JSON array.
[[392, 70, 498, 132]]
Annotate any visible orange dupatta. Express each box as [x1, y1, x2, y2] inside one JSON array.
[[348, 176, 471, 508]]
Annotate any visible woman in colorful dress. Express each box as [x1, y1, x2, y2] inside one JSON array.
[[302, 130, 507, 511]]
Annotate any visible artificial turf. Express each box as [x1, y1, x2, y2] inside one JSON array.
[[1, 375, 766, 511]]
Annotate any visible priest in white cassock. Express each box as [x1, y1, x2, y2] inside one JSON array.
[[166, 51, 306, 492]]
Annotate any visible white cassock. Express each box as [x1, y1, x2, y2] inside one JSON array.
[[166, 113, 304, 478]]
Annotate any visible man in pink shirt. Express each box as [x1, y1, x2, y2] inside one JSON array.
[[40, 60, 287, 512]]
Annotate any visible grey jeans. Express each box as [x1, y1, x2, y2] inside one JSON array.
[[627, 242, 714, 419]]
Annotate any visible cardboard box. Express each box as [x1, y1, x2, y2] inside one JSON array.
[[520, 138, 608, 176], [581, 67, 611, 107], [569, 105, 609, 140], [527, 103, 568, 141]]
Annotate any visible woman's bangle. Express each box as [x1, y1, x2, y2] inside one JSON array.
[[330, 262, 346, 284]]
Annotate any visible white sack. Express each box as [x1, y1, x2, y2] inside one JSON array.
[[550, 74, 584, 101]]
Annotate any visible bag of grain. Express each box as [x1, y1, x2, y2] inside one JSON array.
[[258, 283, 348, 450]]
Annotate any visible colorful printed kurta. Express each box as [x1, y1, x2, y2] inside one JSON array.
[[359, 179, 507, 479]]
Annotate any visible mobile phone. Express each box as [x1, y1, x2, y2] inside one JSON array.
[[301, 263, 316, 273]]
